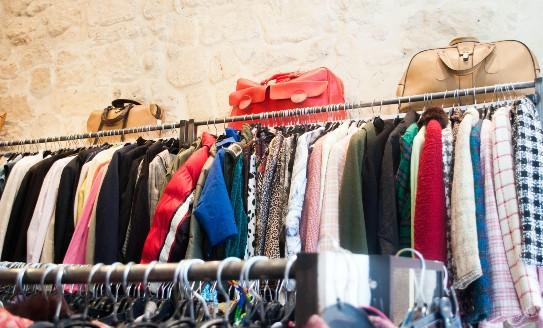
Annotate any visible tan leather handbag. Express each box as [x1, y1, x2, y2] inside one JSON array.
[[397, 37, 540, 111], [86, 99, 164, 143]]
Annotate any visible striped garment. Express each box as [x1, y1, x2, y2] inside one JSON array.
[[481, 119, 523, 323], [396, 123, 418, 249], [492, 106, 541, 320]]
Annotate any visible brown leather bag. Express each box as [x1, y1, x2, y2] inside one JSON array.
[[397, 37, 540, 111], [86, 99, 164, 143]]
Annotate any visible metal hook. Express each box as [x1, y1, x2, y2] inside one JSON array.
[[281, 255, 297, 293], [395, 248, 427, 306], [40, 264, 57, 298], [83, 263, 104, 319], [182, 259, 211, 319], [122, 262, 135, 297], [53, 265, 65, 323]]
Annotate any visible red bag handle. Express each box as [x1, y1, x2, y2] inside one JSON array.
[[260, 71, 301, 85]]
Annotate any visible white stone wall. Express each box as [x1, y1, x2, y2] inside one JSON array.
[[0, 0, 542, 140]]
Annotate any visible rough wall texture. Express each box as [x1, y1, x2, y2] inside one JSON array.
[[0, 0, 542, 140]]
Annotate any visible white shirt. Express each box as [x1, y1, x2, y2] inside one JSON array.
[[27, 155, 75, 263], [0, 152, 44, 255]]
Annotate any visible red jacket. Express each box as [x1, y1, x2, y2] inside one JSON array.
[[140, 132, 216, 263], [414, 119, 447, 263]]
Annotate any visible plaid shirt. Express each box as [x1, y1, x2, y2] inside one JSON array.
[[512, 99, 543, 266], [396, 123, 418, 249], [492, 107, 541, 319], [480, 119, 523, 323]]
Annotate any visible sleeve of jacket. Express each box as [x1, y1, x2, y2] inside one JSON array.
[[54, 161, 77, 263], [194, 149, 237, 248]]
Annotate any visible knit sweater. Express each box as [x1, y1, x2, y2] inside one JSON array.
[[413, 120, 446, 262]]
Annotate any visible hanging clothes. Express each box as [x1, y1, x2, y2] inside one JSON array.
[[379, 110, 418, 255], [54, 147, 99, 263], [285, 128, 324, 258], [26, 155, 75, 263], [141, 132, 215, 263], [362, 120, 394, 254], [0, 152, 44, 257], [480, 118, 523, 323], [300, 136, 324, 253], [396, 123, 418, 250], [512, 98, 543, 266], [413, 119, 446, 263], [4, 150, 76, 262], [492, 106, 541, 319], [339, 126, 367, 253], [450, 108, 481, 289], [319, 125, 357, 251]]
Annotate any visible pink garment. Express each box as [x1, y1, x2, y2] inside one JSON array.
[[0, 308, 33, 327], [492, 108, 541, 320], [480, 119, 523, 323], [301, 137, 324, 252], [318, 131, 354, 251], [63, 167, 106, 265]]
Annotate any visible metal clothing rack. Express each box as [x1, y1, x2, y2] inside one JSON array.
[[0, 79, 539, 148], [0, 254, 446, 325]]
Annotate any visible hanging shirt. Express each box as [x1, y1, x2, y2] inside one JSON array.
[[512, 98, 543, 265], [396, 123, 418, 250], [26, 155, 75, 263], [451, 108, 481, 289], [492, 106, 541, 319], [319, 122, 350, 211], [480, 119, 522, 323], [462, 120, 493, 323], [319, 126, 357, 251], [63, 165, 107, 264], [141, 132, 215, 263], [256, 133, 283, 255], [224, 154, 248, 259], [339, 126, 368, 253], [301, 136, 325, 253], [409, 125, 425, 225], [54, 147, 98, 263], [441, 124, 455, 281], [285, 128, 324, 257], [0, 152, 44, 256]]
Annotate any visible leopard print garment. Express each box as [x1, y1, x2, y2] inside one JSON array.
[[256, 133, 283, 255], [244, 153, 257, 259], [265, 138, 287, 259]]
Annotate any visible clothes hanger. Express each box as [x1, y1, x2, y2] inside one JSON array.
[[200, 257, 241, 328], [128, 261, 160, 328], [239, 256, 268, 326], [270, 256, 297, 328]]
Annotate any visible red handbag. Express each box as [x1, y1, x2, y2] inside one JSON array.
[[228, 67, 346, 128]]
